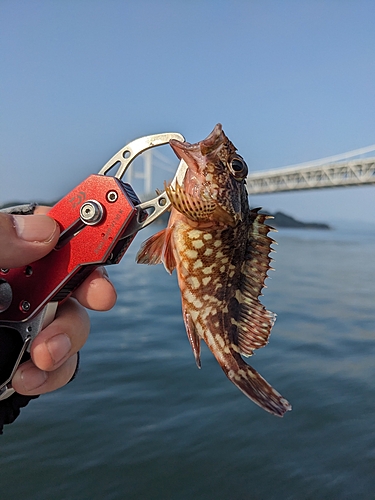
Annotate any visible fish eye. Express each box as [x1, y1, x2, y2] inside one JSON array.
[[229, 157, 248, 180]]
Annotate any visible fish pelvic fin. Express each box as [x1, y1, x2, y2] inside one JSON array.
[[223, 357, 291, 417], [183, 310, 201, 369], [136, 227, 176, 274]]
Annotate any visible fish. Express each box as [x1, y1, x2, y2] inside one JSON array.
[[136, 124, 291, 417]]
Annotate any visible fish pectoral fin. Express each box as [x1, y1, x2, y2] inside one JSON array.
[[165, 181, 216, 222], [136, 227, 176, 274], [183, 311, 201, 369]]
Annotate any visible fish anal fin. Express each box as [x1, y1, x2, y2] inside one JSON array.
[[136, 228, 176, 274], [183, 310, 201, 369]]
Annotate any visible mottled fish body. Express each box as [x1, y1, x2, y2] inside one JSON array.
[[137, 124, 291, 416]]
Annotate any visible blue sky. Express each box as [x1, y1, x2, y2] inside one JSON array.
[[1, 0, 374, 224]]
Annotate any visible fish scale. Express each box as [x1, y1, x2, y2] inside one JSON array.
[[137, 124, 291, 417]]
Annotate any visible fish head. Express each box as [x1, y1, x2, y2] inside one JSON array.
[[169, 124, 248, 227]]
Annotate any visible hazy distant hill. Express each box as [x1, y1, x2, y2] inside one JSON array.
[[266, 211, 331, 229]]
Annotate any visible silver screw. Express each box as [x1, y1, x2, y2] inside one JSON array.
[[80, 201, 104, 225], [107, 191, 118, 203], [21, 300, 31, 312]]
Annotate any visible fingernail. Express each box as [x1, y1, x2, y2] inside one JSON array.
[[20, 366, 47, 391], [47, 333, 72, 365], [13, 215, 58, 243]]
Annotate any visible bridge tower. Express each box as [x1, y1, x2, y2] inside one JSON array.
[[124, 149, 178, 195], [125, 149, 153, 194]]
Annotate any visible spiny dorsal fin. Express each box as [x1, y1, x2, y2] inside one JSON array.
[[236, 209, 276, 357]]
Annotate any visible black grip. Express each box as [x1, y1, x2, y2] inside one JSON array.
[[0, 327, 37, 434], [0, 393, 39, 434]]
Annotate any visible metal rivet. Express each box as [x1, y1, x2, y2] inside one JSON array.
[[20, 300, 31, 313], [80, 200, 104, 225], [107, 191, 118, 203]]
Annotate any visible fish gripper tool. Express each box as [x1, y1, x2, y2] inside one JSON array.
[[0, 131, 187, 402]]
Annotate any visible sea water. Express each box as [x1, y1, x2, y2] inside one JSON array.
[[0, 221, 374, 499]]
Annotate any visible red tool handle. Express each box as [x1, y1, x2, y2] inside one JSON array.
[[0, 174, 139, 324]]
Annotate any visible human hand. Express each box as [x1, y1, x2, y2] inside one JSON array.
[[0, 207, 117, 396]]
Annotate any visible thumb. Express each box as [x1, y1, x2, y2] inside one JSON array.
[[0, 213, 60, 268]]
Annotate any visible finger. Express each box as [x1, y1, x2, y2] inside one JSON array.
[[30, 298, 90, 372], [12, 354, 78, 396], [33, 205, 50, 215], [73, 266, 117, 311], [0, 212, 59, 268]]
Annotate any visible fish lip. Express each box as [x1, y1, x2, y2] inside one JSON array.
[[169, 123, 224, 162], [169, 138, 199, 163], [199, 123, 223, 153]]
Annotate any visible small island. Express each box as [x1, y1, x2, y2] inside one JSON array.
[[264, 211, 331, 230]]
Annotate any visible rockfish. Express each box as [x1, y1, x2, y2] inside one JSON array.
[[137, 124, 291, 416]]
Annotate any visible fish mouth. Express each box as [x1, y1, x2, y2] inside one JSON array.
[[169, 124, 224, 165], [169, 137, 202, 167]]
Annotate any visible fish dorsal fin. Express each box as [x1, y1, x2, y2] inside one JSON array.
[[236, 209, 277, 357], [183, 310, 201, 369], [136, 227, 176, 274]]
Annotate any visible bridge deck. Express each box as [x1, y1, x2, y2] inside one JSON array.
[[247, 157, 375, 194]]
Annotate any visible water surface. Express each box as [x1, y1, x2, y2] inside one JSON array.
[[0, 222, 374, 499]]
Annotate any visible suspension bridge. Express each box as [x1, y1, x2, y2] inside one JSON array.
[[246, 144, 375, 194], [125, 143, 375, 195]]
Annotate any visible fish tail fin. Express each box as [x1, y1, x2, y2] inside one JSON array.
[[223, 358, 291, 417]]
